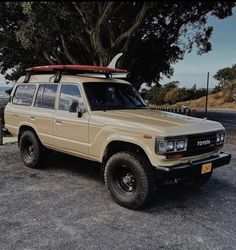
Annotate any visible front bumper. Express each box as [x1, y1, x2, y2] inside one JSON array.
[[155, 152, 231, 180]]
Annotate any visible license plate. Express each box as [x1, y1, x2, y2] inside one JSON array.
[[201, 162, 212, 174]]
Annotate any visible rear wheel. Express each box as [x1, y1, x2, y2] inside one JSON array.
[[19, 130, 47, 168], [104, 151, 157, 210]]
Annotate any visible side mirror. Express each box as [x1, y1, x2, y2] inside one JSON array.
[[69, 100, 79, 113], [69, 100, 86, 118], [78, 106, 86, 118]]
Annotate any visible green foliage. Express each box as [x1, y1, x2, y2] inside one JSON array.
[[147, 81, 179, 105], [213, 64, 236, 87], [0, 2, 235, 88], [147, 83, 208, 105], [164, 87, 184, 104]]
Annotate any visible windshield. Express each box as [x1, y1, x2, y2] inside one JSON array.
[[83, 82, 148, 111]]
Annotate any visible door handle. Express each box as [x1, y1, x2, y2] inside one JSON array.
[[30, 116, 35, 119], [56, 120, 62, 124]]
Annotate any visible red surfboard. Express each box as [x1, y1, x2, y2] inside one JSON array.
[[26, 65, 127, 73]]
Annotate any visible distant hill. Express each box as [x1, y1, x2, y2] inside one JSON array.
[[169, 81, 236, 110]]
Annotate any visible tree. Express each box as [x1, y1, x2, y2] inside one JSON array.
[[0, 2, 235, 88], [214, 64, 236, 87], [147, 81, 179, 105]]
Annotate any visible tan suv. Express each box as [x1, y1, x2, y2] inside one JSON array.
[[4, 65, 231, 209]]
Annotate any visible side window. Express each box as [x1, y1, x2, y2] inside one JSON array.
[[12, 85, 36, 106], [59, 85, 82, 111], [35, 84, 57, 109]]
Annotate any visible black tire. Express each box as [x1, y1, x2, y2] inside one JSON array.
[[19, 130, 46, 168], [104, 151, 157, 210], [181, 172, 212, 189]]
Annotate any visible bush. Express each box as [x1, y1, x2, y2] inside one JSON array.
[[147, 82, 208, 105], [211, 85, 223, 94], [222, 80, 236, 102], [147, 81, 179, 105], [164, 87, 185, 104]]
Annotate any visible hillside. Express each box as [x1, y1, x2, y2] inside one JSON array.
[[171, 81, 236, 110]]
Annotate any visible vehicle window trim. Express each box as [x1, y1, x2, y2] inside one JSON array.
[[34, 83, 58, 109], [82, 81, 147, 111], [57, 83, 82, 112], [12, 84, 36, 106]]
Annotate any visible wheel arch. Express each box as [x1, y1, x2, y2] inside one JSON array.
[[102, 140, 151, 166], [18, 125, 40, 145]]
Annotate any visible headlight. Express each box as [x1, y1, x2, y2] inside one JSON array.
[[216, 131, 225, 145], [176, 139, 186, 150], [156, 137, 187, 155]]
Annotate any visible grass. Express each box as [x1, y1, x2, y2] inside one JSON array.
[[168, 81, 236, 110]]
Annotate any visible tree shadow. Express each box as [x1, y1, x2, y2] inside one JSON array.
[[144, 176, 235, 213], [41, 151, 104, 183], [38, 151, 235, 212]]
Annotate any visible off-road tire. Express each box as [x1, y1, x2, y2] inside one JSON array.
[[19, 130, 47, 168], [181, 172, 212, 189], [104, 151, 157, 210]]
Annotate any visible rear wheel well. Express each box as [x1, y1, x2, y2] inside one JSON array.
[[18, 126, 38, 144], [103, 141, 150, 165]]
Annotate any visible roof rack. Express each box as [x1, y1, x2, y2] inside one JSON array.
[[24, 65, 128, 83]]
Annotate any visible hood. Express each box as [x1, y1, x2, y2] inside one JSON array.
[[91, 109, 224, 136]]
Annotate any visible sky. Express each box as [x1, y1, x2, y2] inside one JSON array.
[[160, 7, 236, 89], [0, 6, 236, 89]]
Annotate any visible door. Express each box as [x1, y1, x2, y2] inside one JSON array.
[[30, 84, 58, 146], [5, 84, 36, 135], [53, 84, 89, 155]]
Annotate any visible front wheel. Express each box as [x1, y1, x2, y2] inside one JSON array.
[[104, 152, 157, 210]]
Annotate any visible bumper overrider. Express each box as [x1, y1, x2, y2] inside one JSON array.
[[156, 152, 231, 180]]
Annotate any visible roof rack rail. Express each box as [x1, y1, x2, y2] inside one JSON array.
[[25, 65, 128, 81]]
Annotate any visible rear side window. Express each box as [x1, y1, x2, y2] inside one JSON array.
[[35, 84, 57, 109], [12, 85, 36, 106], [59, 85, 81, 111]]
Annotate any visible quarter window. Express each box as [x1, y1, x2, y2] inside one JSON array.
[[35, 84, 57, 109], [59, 85, 82, 111], [12, 85, 36, 106]]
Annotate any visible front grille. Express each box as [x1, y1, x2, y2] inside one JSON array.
[[183, 132, 217, 157]]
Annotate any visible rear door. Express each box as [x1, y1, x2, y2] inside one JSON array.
[[53, 84, 89, 155], [30, 84, 58, 146], [4, 84, 36, 136]]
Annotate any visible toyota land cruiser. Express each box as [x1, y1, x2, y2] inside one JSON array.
[[4, 65, 231, 209]]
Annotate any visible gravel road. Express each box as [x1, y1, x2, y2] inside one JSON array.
[[0, 113, 236, 249]]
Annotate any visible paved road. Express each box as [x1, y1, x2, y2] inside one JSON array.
[[0, 110, 236, 250]]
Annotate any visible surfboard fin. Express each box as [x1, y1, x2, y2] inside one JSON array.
[[107, 53, 123, 69]]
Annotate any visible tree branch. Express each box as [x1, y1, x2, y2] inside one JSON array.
[[60, 34, 79, 64], [111, 3, 148, 49], [52, 50, 63, 64], [43, 50, 54, 65], [94, 2, 115, 34], [72, 1, 91, 34]]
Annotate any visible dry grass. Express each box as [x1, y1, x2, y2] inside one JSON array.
[[171, 81, 236, 110]]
